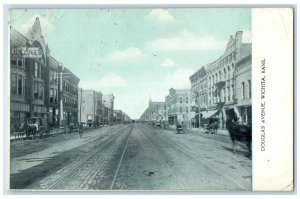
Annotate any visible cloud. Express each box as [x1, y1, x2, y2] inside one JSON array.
[[242, 30, 252, 43], [149, 29, 226, 51], [104, 47, 142, 61], [148, 9, 175, 23], [161, 58, 175, 67], [80, 73, 128, 90], [20, 14, 55, 35], [163, 68, 195, 89]]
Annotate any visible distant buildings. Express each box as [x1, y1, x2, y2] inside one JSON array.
[[140, 100, 165, 122], [165, 88, 193, 126], [102, 94, 115, 125], [78, 89, 102, 126], [140, 31, 252, 130], [113, 110, 131, 124]]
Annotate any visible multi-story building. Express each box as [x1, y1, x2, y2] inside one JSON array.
[[188, 31, 251, 129], [165, 88, 194, 126], [139, 99, 165, 122], [10, 17, 80, 130], [48, 56, 60, 127], [235, 44, 252, 125], [78, 89, 102, 126], [61, 67, 80, 125], [102, 94, 114, 125], [189, 66, 207, 127], [113, 110, 123, 123], [10, 18, 49, 129], [205, 31, 251, 128]]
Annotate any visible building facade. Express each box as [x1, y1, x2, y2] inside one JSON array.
[[235, 45, 252, 125], [61, 67, 80, 125], [102, 94, 114, 125], [165, 88, 194, 126], [78, 89, 102, 126], [48, 56, 60, 127], [10, 17, 80, 130], [189, 66, 207, 128], [140, 100, 165, 122], [189, 31, 252, 129], [10, 18, 49, 130]]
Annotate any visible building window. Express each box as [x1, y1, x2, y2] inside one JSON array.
[[180, 107, 182, 113], [11, 58, 17, 66], [11, 73, 17, 94], [186, 97, 188, 103], [39, 82, 43, 99], [228, 86, 231, 101], [34, 62, 38, 77], [55, 89, 58, 102], [242, 82, 245, 99], [180, 97, 182, 103], [186, 107, 188, 113], [34, 83, 38, 99], [18, 59, 23, 67], [50, 88, 54, 102], [39, 64, 42, 78], [232, 85, 234, 100], [248, 80, 251, 98], [18, 75, 22, 95]]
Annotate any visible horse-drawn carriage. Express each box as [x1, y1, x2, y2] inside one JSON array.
[[12, 117, 50, 140], [202, 117, 219, 134]]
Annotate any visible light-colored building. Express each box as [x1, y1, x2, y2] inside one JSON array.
[[235, 44, 252, 125], [78, 89, 102, 126], [188, 31, 251, 129], [165, 88, 194, 127]]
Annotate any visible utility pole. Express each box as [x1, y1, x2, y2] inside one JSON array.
[[80, 88, 82, 122], [59, 64, 64, 126], [198, 92, 201, 130]]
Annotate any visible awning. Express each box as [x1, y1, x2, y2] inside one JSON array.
[[202, 110, 219, 119]]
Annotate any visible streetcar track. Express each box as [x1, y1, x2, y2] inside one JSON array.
[[144, 124, 249, 190], [110, 124, 134, 190], [137, 125, 186, 190], [45, 125, 132, 189]]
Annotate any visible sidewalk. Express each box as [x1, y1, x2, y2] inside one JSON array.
[[167, 125, 229, 136], [10, 125, 105, 142]]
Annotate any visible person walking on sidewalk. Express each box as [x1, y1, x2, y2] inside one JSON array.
[[78, 122, 84, 138]]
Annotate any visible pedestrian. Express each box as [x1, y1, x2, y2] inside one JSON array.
[[78, 122, 84, 138]]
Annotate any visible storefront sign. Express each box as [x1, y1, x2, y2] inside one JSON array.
[[11, 47, 42, 58]]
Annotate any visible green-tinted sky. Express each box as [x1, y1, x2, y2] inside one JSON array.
[[10, 8, 251, 119]]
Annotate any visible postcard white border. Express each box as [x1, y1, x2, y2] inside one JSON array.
[[252, 8, 294, 191]]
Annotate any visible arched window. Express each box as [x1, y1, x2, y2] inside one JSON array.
[[248, 80, 251, 98]]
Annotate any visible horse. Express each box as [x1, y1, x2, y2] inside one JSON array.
[[226, 118, 252, 157], [23, 123, 37, 140], [12, 124, 26, 141]]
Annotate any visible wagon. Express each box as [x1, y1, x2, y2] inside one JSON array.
[[25, 117, 50, 138], [202, 117, 219, 134]]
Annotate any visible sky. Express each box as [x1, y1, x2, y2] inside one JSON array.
[[10, 8, 251, 119]]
